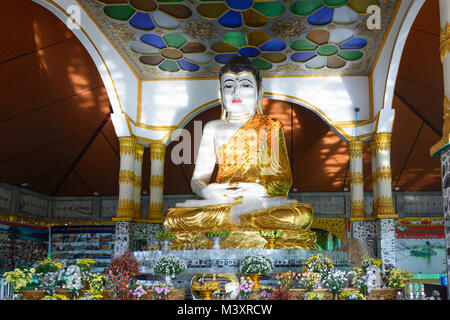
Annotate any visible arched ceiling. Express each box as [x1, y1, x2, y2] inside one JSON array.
[[0, 0, 443, 197]]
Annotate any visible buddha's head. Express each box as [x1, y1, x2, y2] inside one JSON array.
[[219, 56, 263, 119]]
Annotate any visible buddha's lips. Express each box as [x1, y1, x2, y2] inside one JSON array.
[[232, 99, 242, 103]]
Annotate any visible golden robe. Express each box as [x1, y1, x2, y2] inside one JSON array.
[[164, 115, 313, 232]]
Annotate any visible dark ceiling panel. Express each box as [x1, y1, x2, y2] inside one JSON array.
[[0, 0, 74, 63], [73, 129, 120, 196], [25, 168, 68, 195], [55, 171, 93, 197], [0, 37, 105, 122], [0, 130, 94, 188]]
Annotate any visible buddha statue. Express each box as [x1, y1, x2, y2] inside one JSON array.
[[163, 56, 316, 249]]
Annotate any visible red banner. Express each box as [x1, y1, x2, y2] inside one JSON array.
[[396, 220, 444, 239]]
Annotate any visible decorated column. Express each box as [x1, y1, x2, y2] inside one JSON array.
[[148, 143, 166, 223], [370, 140, 379, 217], [374, 133, 396, 217], [115, 137, 136, 220], [348, 140, 365, 218], [133, 143, 145, 220], [430, 0, 450, 298]]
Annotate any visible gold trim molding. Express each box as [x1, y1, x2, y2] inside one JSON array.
[[374, 133, 391, 152], [440, 23, 450, 63], [150, 143, 167, 161], [350, 200, 366, 218], [350, 172, 364, 186], [119, 137, 137, 157], [150, 175, 164, 189], [311, 218, 347, 243], [348, 140, 363, 158], [118, 170, 135, 185], [375, 167, 392, 182], [134, 143, 145, 162]]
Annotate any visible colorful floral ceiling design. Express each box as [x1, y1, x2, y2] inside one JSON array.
[[80, 0, 399, 78]]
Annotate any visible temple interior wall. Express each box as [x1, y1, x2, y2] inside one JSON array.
[[0, 181, 443, 223]]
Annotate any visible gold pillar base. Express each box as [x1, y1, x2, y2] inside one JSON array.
[[169, 228, 317, 250]]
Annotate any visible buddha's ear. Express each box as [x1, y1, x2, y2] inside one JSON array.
[[257, 85, 264, 115]]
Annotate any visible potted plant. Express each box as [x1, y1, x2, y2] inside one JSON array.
[[33, 258, 63, 297], [156, 230, 176, 250], [340, 288, 366, 300], [305, 292, 324, 300], [205, 229, 230, 249], [152, 254, 187, 284], [61, 265, 83, 299], [104, 251, 140, 300], [275, 270, 300, 291], [323, 269, 347, 299], [76, 258, 96, 288], [237, 276, 254, 300], [259, 229, 282, 249], [386, 268, 413, 299], [239, 254, 274, 290], [3, 268, 35, 299], [299, 272, 321, 293], [303, 253, 334, 280]]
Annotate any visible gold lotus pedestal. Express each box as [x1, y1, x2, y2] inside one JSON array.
[[191, 280, 221, 300], [246, 274, 264, 290]]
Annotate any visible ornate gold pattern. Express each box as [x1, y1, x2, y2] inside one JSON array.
[[150, 175, 164, 189], [134, 144, 145, 162], [374, 133, 391, 152], [118, 170, 135, 185], [119, 137, 137, 157], [150, 143, 166, 161], [440, 23, 450, 63], [148, 202, 164, 221], [311, 218, 347, 243], [270, 18, 306, 40], [348, 140, 363, 158], [376, 167, 392, 182], [183, 21, 219, 41], [350, 172, 365, 186], [374, 196, 395, 217], [116, 199, 136, 218], [134, 176, 142, 189], [351, 200, 366, 218]]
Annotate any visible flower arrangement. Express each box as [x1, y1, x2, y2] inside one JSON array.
[[205, 229, 230, 238], [42, 293, 70, 300], [153, 283, 171, 300], [360, 256, 383, 270], [105, 251, 140, 278], [155, 230, 176, 240], [104, 269, 133, 300], [240, 254, 274, 274], [259, 229, 283, 239], [86, 273, 105, 296], [34, 258, 62, 275], [259, 288, 272, 300], [3, 268, 35, 292], [349, 267, 368, 296], [78, 294, 103, 300], [275, 270, 300, 290], [152, 254, 187, 275], [132, 285, 147, 300], [238, 276, 254, 300], [76, 259, 96, 273], [323, 269, 347, 295], [386, 268, 413, 290], [303, 254, 334, 277], [305, 292, 324, 300], [38, 271, 59, 295], [340, 288, 366, 300], [299, 272, 321, 293], [63, 265, 83, 298]]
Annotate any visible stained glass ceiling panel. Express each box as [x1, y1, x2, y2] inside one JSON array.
[[79, 0, 398, 79]]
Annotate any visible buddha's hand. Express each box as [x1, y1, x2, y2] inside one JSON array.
[[201, 182, 267, 199]]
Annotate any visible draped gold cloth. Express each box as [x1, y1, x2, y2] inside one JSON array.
[[163, 115, 316, 249]]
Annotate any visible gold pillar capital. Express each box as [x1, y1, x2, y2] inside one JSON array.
[[119, 136, 137, 156], [348, 140, 363, 158], [150, 143, 167, 161], [374, 133, 391, 152]]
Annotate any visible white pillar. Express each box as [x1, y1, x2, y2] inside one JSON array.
[[133, 143, 145, 220], [148, 143, 166, 223], [115, 137, 136, 220], [348, 140, 365, 218], [374, 133, 396, 217], [370, 140, 379, 217]]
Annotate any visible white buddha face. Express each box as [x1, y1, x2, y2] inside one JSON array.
[[220, 71, 259, 116]]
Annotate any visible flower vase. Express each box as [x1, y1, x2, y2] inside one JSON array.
[[160, 239, 172, 250], [246, 274, 264, 290], [208, 237, 226, 250], [164, 274, 174, 286]]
